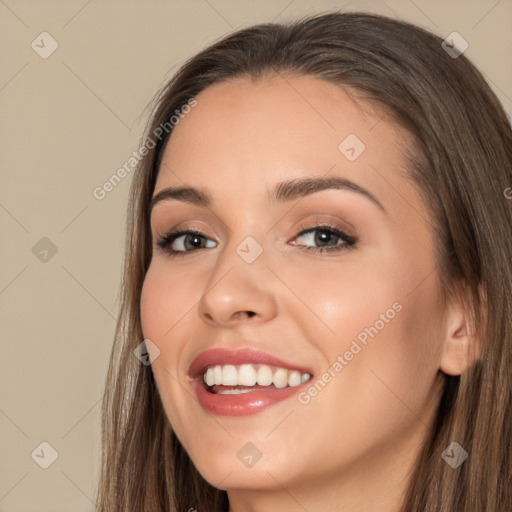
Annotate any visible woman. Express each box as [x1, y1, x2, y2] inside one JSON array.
[[96, 11, 512, 512]]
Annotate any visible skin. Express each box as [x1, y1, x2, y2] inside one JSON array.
[[140, 74, 476, 512]]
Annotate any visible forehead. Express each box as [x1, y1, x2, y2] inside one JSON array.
[[155, 74, 422, 220], [164, 74, 398, 155]]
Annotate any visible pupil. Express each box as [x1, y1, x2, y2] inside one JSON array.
[[188, 234, 202, 249], [316, 230, 336, 246]]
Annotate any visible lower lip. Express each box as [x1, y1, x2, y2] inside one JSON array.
[[190, 379, 310, 416]]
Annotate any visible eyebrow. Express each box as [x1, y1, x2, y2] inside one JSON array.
[[150, 176, 386, 213]]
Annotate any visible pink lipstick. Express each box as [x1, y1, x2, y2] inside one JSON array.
[[188, 348, 313, 416]]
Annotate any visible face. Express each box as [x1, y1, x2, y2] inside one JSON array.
[[140, 75, 449, 502]]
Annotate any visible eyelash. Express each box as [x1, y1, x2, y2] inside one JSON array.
[[155, 221, 357, 259]]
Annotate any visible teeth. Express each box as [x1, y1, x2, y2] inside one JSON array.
[[288, 371, 301, 387], [202, 364, 312, 389], [273, 368, 288, 388], [301, 373, 311, 383], [238, 364, 257, 386], [205, 368, 215, 387], [257, 365, 273, 386], [222, 365, 238, 386], [213, 365, 222, 385], [218, 388, 255, 395]]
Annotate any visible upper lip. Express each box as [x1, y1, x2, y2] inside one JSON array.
[[188, 347, 314, 380]]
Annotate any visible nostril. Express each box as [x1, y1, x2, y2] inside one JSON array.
[[235, 311, 256, 320]]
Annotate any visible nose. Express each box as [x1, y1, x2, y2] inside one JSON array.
[[197, 240, 278, 328]]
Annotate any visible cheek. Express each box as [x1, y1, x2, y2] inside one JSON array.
[[346, 268, 445, 416], [281, 257, 402, 352], [139, 263, 198, 431], [296, 250, 442, 400], [140, 262, 196, 357]]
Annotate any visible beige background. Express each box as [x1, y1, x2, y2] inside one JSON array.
[[1, 1, 511, 510]]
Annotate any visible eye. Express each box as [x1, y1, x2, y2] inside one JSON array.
[[155, 221, 357, 259], [156, 229, 216, 257], [290, 222, 357, 254]]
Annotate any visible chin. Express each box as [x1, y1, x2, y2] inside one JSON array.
[[188, 447, 294, 491]]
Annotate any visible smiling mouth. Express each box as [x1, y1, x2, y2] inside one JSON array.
[[202, 363, 312, 394]]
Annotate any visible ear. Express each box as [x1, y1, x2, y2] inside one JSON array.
[[439, 283, 482, 376]]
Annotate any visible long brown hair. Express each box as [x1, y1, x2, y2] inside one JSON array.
[[96, 11, 512, 511]]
